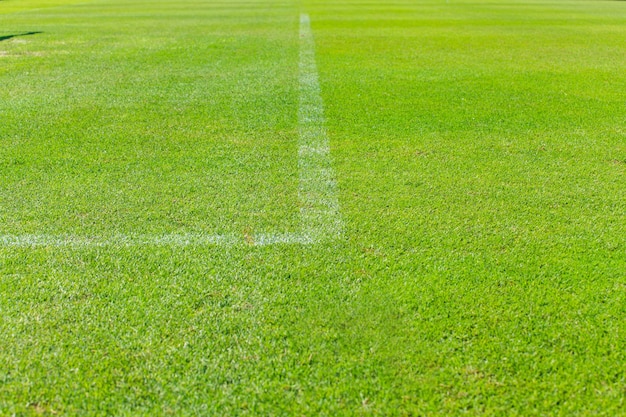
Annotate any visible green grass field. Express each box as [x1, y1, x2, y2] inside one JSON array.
[[1, 0, 626, 414]]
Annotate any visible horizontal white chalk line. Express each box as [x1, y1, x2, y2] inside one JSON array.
[[0, 233, 314, 248]]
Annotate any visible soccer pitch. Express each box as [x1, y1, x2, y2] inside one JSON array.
[[1, 0, 626, 414]]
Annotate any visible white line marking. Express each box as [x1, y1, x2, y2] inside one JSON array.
[[0, 233, 313, 248], [0, 13, 342, 248], [298, 13, 343, 243], [0, 234, 235, 248]]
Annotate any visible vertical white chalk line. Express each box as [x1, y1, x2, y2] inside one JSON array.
[[298, 13, 343, 243]]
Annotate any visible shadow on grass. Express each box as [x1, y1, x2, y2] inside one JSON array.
[[0, 31, 42, 42]]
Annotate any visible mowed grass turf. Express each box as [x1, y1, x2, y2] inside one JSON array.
[[1, 0, 626, 415], [1, 0, 300, 237]]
